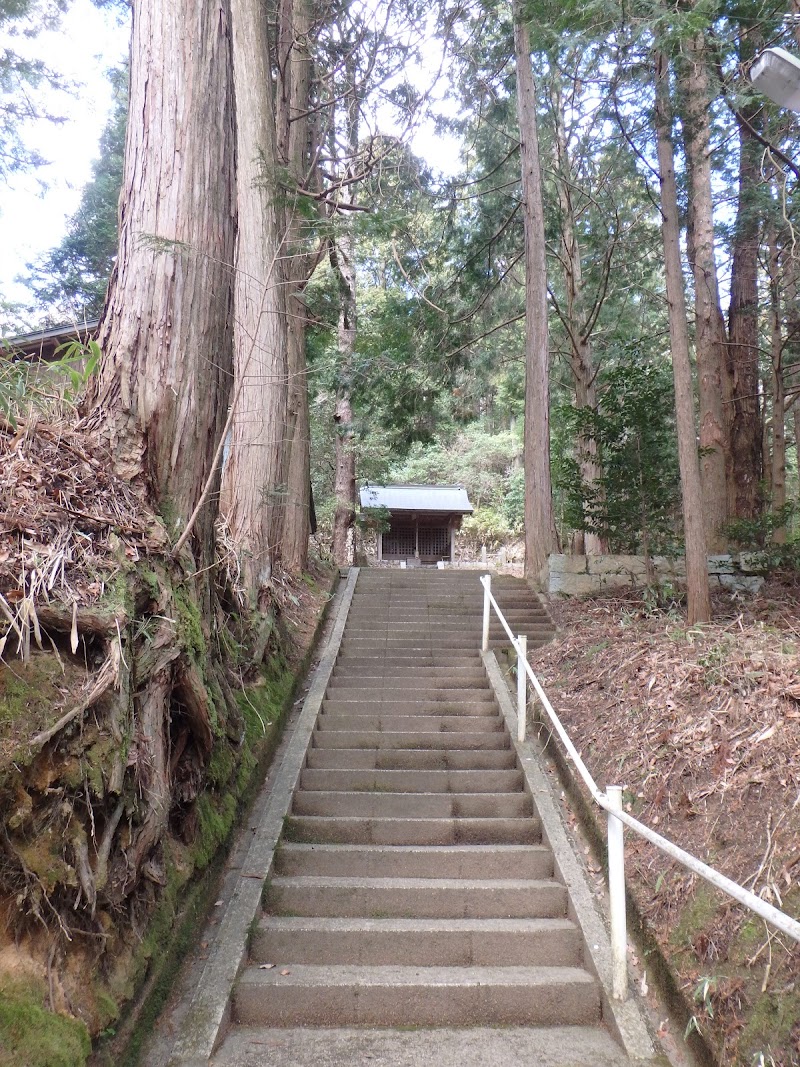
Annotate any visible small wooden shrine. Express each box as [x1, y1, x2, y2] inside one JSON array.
[[360, 484, 474, 564]]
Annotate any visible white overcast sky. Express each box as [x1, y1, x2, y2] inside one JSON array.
[[0, 2, 460, 317], [0, 0, 129, 306]]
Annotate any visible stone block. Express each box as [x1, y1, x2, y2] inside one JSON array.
[[719, 574, 765, 595], [596, 571, 636, 590], [588, 554, 646, 576], [548, 553, 588, 575], [707, 554, 734, 574], [652, 556, 686, 577], [550, 573, 603, 596], [738, 552, 769, 574]]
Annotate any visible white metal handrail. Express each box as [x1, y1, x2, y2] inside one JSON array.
[[479, 573, 800, 1001]]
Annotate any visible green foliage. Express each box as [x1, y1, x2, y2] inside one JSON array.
[[554, 357, 681, 553], [0, 977, 90, 1067], [357, 505, 390, 533], [461, 507, 515, 550], [0, 336, 100, 426], [723, 504, 800, 572], [390, 423, 523, 513]]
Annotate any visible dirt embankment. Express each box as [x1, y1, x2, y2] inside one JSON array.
[[0, 416, 334, 1067], [532, 584, 800, 1066]]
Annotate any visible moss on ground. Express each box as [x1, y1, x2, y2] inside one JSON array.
[[0, 978, 91, 1067], [0, 655, 88, 769]]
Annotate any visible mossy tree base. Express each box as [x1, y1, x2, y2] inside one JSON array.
[[0, 553, 335, 1066]]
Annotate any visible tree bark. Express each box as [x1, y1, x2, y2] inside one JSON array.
[[330, 231, 357, 566], [329, 63, 359, 568], [551, 78, 605, 555], [655, 49, 711, 624], [221, 0, 289, 603], [95, 0, 236, 556], [768, 222, 786, 540], [726, 27, 764, 521], [514, 5, 556, 584], [677, 33, 731, 551], [278, 0, 315, 574]]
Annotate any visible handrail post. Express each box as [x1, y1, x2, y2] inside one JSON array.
[[516, 634, 527, 742], [607, 785, 628, 1000], [481, 574, 491, 651]]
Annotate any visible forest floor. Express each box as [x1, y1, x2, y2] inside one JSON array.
[[533, 581, 800, 1067]]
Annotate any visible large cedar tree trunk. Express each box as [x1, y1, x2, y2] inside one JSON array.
[[655, 50, 711, 624], [678, 34, 731, 551], [96, 0, 236, 555], [89, 0, 238, 904], [514, 6, 556, 584], [221, 0, 289, 603]]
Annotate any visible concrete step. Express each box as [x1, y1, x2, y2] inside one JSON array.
[[325, 678, 494, 692], [274, 843, 553, 880], [251, 915, 582, 967], [339, 634, 488, 645], [342, 628, 554, 642], [309, 730, 512, 750], [320, 701, 500, 717], [298, 768, 524, 793], [346, 609, 548, 620], [291, 791, 533, 819], [324, 687, 495, 702], [284, 815, 539, 845], [338, 637, 549, 651], [315, 715, 504, 733], [211, 1025, 635, 1067], [233, 964, 600, 1028], [332, 665, 487, 678], [335, 653, 484, 666], [305, 748, 518, 770], [266, 876, 565, 919]]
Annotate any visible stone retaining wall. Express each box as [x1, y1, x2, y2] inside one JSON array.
[[545, 553, 765, 596]]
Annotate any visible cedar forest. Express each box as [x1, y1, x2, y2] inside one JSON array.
[[3, 0, 800, 1063]]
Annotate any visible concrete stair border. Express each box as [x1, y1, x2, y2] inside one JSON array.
[[164, 569, 361, 1067], [481, 650, 656, 1060]]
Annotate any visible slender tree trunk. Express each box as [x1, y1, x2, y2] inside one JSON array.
[[514, 5, 556, 584], [727, 27, 763, 520], [95, 0, 236, 559], [655, 49, 711, 624], [330, 229, 357, 566], [328, 64, 359, 568], [221, 0, 289, 604], [678, 34, 731, 550], [551, 80, 605, 555], [768, 223, 786, 540], [278, 0, 315, 573]]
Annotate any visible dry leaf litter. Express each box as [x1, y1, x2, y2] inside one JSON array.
[[533, 586, 800, 1065]]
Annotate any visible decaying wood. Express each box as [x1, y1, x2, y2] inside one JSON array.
[[36, 604, 129, 636], [30, 655, 119, 749]]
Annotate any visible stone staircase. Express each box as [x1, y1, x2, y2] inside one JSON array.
[[207, 571, 652, 1064]]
